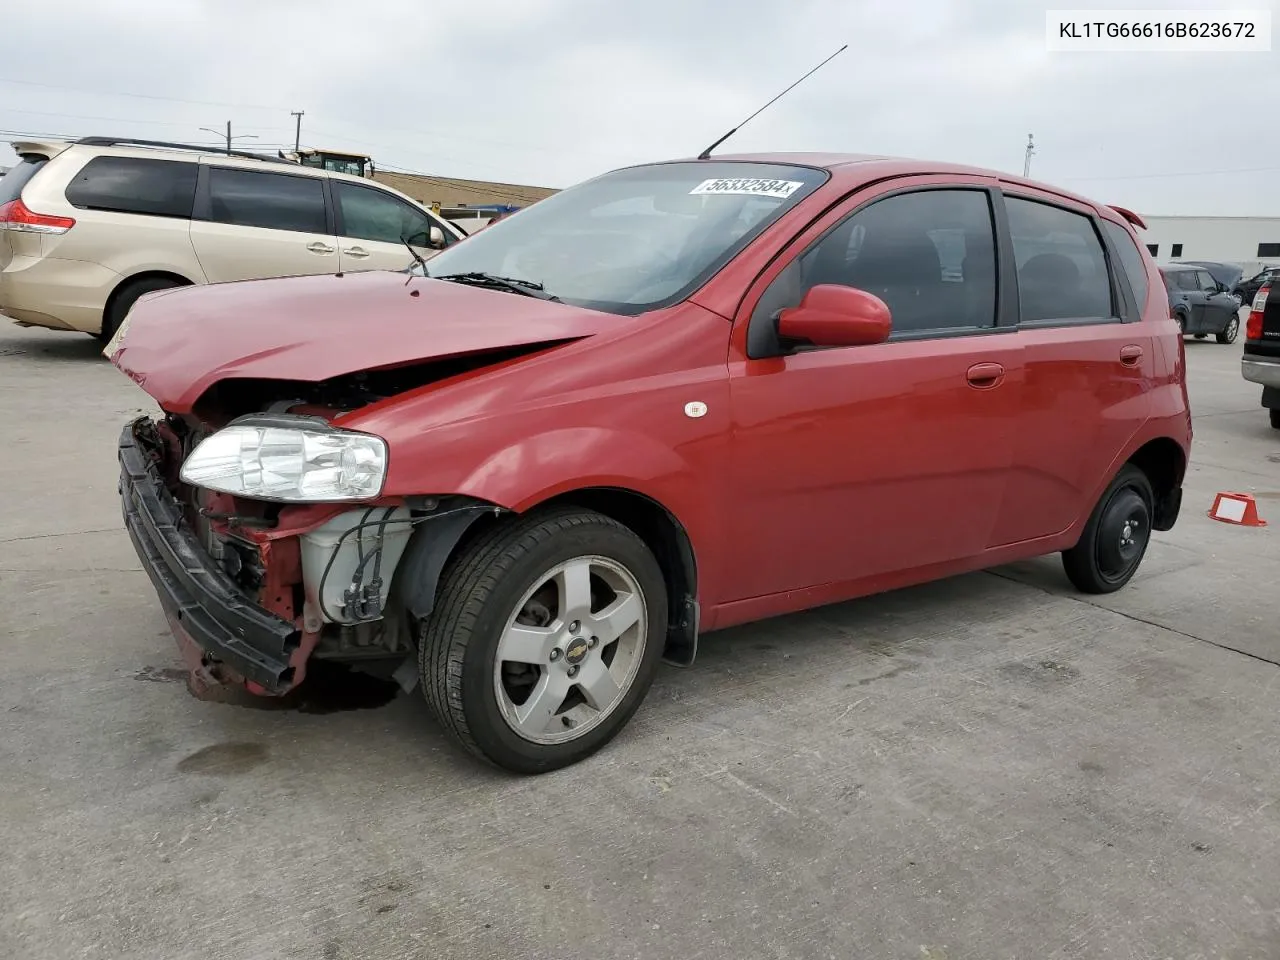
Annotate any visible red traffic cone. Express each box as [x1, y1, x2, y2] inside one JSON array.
[[1207, 492, 1267, 527]]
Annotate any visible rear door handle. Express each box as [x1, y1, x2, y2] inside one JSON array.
[[1120, 344, 1144, 366], [965, 362, 1005, 388], [342, 246, 371, 258], [306, 241, 335, 254]]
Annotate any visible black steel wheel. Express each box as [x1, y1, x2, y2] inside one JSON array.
[[1062, 464, 1154, 594]]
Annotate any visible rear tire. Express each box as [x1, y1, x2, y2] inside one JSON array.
[[1062, 464, 1154, 595], [1175, 311, 1187, 335], [1270, 409, 1280, 430], [98, 276, 185, 343], [417, 508, 667, 774], [1216, 315, 1239, 344]]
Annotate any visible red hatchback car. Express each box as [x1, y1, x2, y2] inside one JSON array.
[[108, 153, 1192, 773]]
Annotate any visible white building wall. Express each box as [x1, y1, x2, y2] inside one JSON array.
[[1138, 217, 1280, 272]]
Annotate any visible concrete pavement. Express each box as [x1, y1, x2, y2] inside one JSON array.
[[1, 322, 1277, 960]]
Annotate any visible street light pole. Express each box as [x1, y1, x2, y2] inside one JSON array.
[[198, 124, 258, 155], [1023, 133, 1036, 178], [291, 110, 305, 153]]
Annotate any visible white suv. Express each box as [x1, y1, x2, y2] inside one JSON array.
[[0, 137, 465, 340]]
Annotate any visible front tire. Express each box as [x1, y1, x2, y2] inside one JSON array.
[[418, 508, 667, 774], [99, 276, 185, 343], [1062, 465, 1155, 594], [1217, 315, 1240, 344]]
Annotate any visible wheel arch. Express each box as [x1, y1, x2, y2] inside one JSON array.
[[531, 486, 699, 666], [103, 270, 194, 329], [1125, 436, 1186, 531], [394, 486, 700, 667]]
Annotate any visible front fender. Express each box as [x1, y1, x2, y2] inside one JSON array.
[[386, 422, 730, 602]]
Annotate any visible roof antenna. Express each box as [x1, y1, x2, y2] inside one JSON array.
[[697, 43, 848, 161]]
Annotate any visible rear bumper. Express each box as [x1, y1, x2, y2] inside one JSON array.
[[118, 418, 300, 692], [1242, 355, 1280, 389], [0, 256, 119, 333]]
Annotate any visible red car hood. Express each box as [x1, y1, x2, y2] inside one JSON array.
[[109, 271, 614, 413]]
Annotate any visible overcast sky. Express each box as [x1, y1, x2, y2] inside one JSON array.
[[3, 0, 1277, 215]]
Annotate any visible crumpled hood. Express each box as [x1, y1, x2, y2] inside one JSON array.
[[108, 271, 613, 413]]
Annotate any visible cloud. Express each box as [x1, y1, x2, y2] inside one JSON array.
[[2, 0, 1276, 214]]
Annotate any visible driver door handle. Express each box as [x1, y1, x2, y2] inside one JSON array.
[[1120, 344, 1144, 366], [342, 246, 371, 258], [306, 241, 335, 255]]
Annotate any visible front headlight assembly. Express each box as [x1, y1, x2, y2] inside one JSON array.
[[179, 417, 388, 502]]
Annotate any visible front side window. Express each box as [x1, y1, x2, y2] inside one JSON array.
[[64, 156, 198, 219], [416, 161, 829, 315], [1006, 197, 1113, 322], [207, 167, 327, 234], [335, 181, 451, 247], [748, 189, 998, 356]]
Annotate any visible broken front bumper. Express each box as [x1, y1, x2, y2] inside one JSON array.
[[118, 420, 301, 693]]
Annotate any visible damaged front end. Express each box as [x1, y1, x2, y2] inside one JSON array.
[[118, 413, 495, 696]]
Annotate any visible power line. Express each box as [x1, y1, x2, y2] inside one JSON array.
[[1063, 165, 1280, 182], [0, 76, 286, 112]]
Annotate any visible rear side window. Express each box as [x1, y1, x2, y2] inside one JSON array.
[[65, 156, 197, 218], [208, 168, 327, 234], [1006, 197, 1113, 322], [1101, 220, 1150, 310], [0, 157, 49, 205], [1175, 271, 1200, 292]]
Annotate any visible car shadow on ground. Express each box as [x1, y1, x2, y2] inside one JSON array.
[[0, 330, 106, 363]]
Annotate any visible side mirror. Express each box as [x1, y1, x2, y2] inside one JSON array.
[[776, 284, 892, 348], [428, 225, 447, 249]]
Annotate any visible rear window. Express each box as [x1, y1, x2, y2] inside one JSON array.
[[0, 157, 49, 205], [1101, 220, 1150, 311], [65, 156, 198, 219]]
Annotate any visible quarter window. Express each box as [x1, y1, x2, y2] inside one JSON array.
[[64, 156, 198, 219], [1006, 197, 1113, 322], [749, 189, 998, 355], [1100, 220, 1149, 310], [335, 181, 452, 247], [207, 168, 327, 234]]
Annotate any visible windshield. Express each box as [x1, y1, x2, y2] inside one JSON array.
[[419, 161, 828, 315]]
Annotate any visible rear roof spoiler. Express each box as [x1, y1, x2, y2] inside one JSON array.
[[1108, 205, 1147, 230]]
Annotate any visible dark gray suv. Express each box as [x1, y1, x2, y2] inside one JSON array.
[[1160, 264, 1241, 343]]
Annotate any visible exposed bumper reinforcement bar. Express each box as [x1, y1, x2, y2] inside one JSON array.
[[118, 417, 299, 693]]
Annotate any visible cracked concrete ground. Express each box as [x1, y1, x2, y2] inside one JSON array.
[[1, 321, 1277, 960]]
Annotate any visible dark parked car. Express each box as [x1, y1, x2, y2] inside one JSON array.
[[1234, 265, 1280, 306], [1242, 282, 1280, 428], [1160, 264, 1241, 343], [1181, 260, 1244, 300]]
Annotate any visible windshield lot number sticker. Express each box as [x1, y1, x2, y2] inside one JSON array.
[[689, 178, 804, 199]]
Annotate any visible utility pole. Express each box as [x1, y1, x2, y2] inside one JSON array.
[[1023, 133, 1035, 178], [291, 110, 305, 152]]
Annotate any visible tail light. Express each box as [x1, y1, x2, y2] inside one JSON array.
[[1245, 284, 1268, 341], [0, 198, 75, 235]]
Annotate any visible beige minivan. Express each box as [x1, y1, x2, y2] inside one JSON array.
[[0, 137, 465, 340]]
